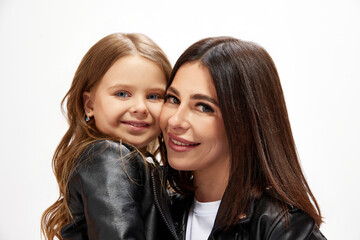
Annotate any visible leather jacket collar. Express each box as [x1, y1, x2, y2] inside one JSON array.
[[158, 185, 326, 240]]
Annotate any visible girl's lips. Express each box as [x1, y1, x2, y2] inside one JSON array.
[[167, 132, 200, 152], [121, 121, 150, 131]]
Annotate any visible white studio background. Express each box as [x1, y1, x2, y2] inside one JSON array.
[[1, 0, 359, 239]]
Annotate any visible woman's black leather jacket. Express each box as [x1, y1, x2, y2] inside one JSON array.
[[60, 140, 178, 240], [168, 190, 327, 240]]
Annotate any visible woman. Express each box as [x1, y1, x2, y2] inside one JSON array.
[[159, 37, 326, 239]]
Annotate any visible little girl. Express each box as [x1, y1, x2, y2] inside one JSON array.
[[41, 33, 175, 240]]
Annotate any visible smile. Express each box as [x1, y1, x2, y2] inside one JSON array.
[[121, 121, 150, 131], [167, 133, 200, 152], [128, 122, 149, 127], [171, 138, 199, 146]]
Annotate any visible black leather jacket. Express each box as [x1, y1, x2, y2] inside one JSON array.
[[60, 140, 177, 240], [169, 190, 327, 240], [58, 139, 326, 240]]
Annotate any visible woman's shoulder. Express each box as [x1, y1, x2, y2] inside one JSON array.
[[252, 189, 300, 217], [252, 189, 310, 220], [248, 190, 326, 239]]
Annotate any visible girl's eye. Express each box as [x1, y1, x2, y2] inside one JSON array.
[[116, 91, 130, 98], [164, 94, 180, 104], [195, 103, 214, 113], [147, 93, 163, 101]]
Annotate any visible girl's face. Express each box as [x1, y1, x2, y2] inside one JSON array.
[[84, 55, 167, 150], [160, 62, 230, 175]]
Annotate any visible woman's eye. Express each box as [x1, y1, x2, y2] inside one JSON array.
[[196, 103, 214, 113], [164, 94, 180, 104], [116, 91, 130, 98], [147, 93, 163, 100]]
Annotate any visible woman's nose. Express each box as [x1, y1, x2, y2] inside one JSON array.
[[167, 105, 190, 130]]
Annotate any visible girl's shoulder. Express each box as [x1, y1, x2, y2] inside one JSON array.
[[83, 139, 135, 155], [73, 139, 148, 177], [78, 139, 139, 163]]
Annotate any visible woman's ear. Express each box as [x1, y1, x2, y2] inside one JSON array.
[[83, 91, 94, 118]]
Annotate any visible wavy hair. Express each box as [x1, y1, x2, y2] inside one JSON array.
[[41, 33, 171, 239]]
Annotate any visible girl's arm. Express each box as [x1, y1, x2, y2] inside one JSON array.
[[61, 140, 147, 240]]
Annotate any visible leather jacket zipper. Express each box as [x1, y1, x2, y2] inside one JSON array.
[[151, 172, 179, 240]]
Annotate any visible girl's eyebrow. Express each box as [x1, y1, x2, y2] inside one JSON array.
[[108, 84, 132, 90], [167, 86, 218, 106], [108, 84, 165, 91]]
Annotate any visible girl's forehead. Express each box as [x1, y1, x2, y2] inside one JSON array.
[[96, 55, 167, 87]]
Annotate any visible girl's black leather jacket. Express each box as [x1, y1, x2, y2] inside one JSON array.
[[60, 140, 177, 240], [167, 190, 327, 240]]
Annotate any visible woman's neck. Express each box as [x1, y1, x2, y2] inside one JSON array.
[[193, 157, 230, 202]]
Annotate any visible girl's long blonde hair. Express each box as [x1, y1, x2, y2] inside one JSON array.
[[41, 33, 171, 239]]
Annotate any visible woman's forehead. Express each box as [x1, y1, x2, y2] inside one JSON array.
[[171, 62, 216, 98]]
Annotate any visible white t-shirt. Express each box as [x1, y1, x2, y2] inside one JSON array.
[[185, 199, 221, 240]]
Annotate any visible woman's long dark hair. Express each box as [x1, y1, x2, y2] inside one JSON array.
[[166, 36, 322, 228]]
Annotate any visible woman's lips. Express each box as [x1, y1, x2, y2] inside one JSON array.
[[167, 132, 200, 152]]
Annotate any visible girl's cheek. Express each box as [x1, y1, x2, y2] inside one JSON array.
[[149, 103, 164, 119]]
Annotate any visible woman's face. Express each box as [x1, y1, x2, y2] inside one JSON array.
[[160, 62, 230, 175]]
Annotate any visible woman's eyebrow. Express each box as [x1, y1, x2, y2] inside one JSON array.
[[167, 86, 179, 95], [168, 86, 218, 106], [191, 94, 218, 106]]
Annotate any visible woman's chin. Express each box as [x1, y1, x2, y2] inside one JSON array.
[[168, 159, 192, 171]]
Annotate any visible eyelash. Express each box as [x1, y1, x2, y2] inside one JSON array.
[[165, 94, 214, 113], [164, 94, 180, 104], [195, 103, 214, 113], [116, 91, 164, 100], [147, 93, 164, 100], [116, 91, 130, 98]]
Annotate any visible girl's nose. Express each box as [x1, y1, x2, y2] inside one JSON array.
[[130, 98, 148, 116]]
